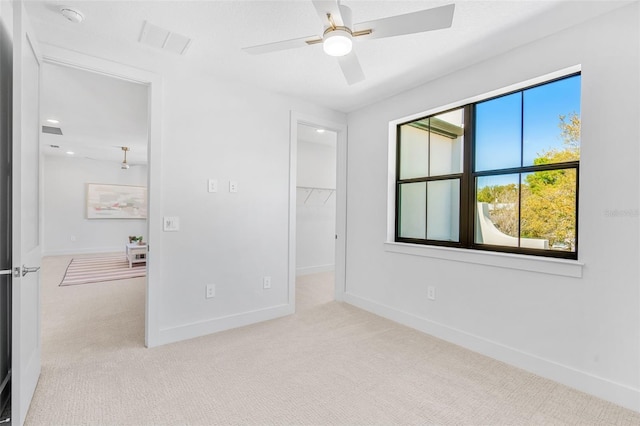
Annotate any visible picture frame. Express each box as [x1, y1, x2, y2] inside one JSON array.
[[86, 183, 147, 219]]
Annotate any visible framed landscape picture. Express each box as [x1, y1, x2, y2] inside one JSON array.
[[86, 183, 147, 219]]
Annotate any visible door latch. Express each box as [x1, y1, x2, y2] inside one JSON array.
[[21, 265, 40, 277]]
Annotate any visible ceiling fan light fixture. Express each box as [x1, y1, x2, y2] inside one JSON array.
[[323, 29, 352, 57]]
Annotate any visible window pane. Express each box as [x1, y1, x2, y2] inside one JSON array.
[[475, 93, 522, 172], [399, 182, 426, 239], [427, 179, 460, 242], [475, 175, 519, 247], [399, 124, 428, 179], [523, 75, 581, 166], [429, 109, 464, 176], [521, 169, 577, 252]]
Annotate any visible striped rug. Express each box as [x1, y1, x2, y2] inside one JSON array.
[[60, 253, 146, 286]]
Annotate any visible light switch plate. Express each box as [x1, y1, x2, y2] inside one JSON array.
[[163, 216, 180, 231]]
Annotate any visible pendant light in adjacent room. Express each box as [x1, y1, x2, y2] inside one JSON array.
[[121, 147, 130, 170]]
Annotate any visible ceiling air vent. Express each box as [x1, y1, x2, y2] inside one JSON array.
[[139, 21, 192, 55], [42, 126, 63, 135]]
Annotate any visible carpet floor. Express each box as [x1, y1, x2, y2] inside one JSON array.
[[24, 256, 640, 425], [60, 253, 146, 286]]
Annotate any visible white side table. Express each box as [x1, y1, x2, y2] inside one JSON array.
[[126, 243, 147, 268]]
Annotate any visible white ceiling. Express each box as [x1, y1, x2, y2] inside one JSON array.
[[40, 62, 148, 164], [298, 123, 338, 147], [27, 1, 630, 163], [25, 0, 630, 113]]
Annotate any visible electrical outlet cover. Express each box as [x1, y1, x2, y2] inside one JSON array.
[[427, 286, 436, 301], [208, 179, 218, 193], [206, 284, 215, 298]]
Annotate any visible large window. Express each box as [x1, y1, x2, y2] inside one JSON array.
[[396, 74, 580, 259]]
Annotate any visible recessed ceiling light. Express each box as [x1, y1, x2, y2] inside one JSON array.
[[60, 6, 84, 24], [316, 129, 325, 134], [46, 118, 60, 124], [66, 151, 74, 155]]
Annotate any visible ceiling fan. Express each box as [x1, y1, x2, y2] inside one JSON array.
[[84, 146, 145, 167], [121, 146, 131, 169], [243, 1, 455, 85]]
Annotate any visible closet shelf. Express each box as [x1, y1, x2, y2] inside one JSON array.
[[297, 186, 335, 205]]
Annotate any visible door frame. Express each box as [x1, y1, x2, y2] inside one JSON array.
[[289, 112, 347, 306], [39, 44, 163, 348]]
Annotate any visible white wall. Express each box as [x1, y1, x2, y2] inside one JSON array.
[[151, 66, 345, 342], [345, 3, 639, 412], [43, 155, 147, 255], [35, 18, 346, 347], [296, 137, 336, 275]]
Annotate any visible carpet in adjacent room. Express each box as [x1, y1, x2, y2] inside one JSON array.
[[60, 253, 146, 286]]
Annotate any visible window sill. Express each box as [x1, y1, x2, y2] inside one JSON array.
[[384, 242, 584, 278]]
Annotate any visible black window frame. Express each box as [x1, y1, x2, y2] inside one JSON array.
[[395, 73, 580, 260]]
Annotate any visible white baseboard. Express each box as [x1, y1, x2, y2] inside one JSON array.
[[343, 292, 640, 413], [296, 264, 335, 276], [152, 303, 294, 347], [42, 247, 123, 256]]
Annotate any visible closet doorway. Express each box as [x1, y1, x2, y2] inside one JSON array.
[[295, 123, 337, 310]]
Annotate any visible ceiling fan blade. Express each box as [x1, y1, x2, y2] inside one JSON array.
[[243, 35, 320, 55], [311, 0, 344, 27], [354, 3, 455, 40], [337, 52, 365, 85]]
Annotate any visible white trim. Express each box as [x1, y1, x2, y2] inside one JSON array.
[[40, 43, 157, 85], [39, 44, 163, 348], [289, 112, 348, 307], [384, 242, 584, 278], [344, 292, 640, 412], [296, 264, 335, 276], [388, 64, 582, 128], [156, 304, 293, 346], [386, 65, 584, 273], [335, 119, 348, 302]]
